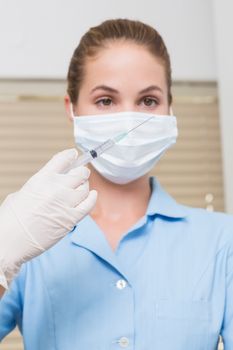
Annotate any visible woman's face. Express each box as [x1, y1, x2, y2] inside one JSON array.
[[71, 41, 170, 116]]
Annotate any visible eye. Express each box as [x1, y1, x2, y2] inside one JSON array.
[[141, 96, 159, 107], [95, 98, 113, 106]]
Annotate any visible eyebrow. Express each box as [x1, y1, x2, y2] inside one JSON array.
[[90, 84, 163, 95], [139, 85, 163, 94]]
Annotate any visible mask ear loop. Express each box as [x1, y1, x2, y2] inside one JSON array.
[[169, 106, 174, 116], [69, 103, 75, 119]]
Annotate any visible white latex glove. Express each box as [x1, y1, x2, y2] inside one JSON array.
[[0, 149, 97, 289]]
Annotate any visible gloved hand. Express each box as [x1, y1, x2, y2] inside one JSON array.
[[0, 149, 97, 289]]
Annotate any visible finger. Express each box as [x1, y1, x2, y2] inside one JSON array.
[[50, 167, 90, 189], [65, 166, 91, 189], [73, 190, 97, 221], [41, 149, 79, 174], [67, 182, 90, 207], [45, 180, 89, 207]]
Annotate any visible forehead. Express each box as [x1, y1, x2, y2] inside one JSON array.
[[82, 42, 167, 93]]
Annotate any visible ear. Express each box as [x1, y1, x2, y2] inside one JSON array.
[[64, 95, 74, 123]]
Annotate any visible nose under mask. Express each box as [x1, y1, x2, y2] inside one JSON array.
[[72, 109, 178, 185]]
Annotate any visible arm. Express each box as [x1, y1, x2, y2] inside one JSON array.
[[0, 267, 24, 341], [220, 244, 233, 349]]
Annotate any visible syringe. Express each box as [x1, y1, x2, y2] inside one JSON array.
[[73, 115, 154, 167]]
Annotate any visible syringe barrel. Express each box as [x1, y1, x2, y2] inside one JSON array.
[[72, 152, 93, 167], [93, 139, 115, 154], [71, 139, 115, 168]]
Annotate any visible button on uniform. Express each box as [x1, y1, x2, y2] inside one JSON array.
[[116, 279, 127, 290], [118, 337, 130, 348]]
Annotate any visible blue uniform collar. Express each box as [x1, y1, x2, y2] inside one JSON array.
[[70, 215, 130, 282], [147, 177, 188, 219], [70, 177, 187, 283]]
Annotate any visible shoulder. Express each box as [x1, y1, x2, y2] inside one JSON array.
[[181, 204, 233, 249], [184, 204, 233, 223], [6, 230, 75, 290], [184, 204, 233, 228]]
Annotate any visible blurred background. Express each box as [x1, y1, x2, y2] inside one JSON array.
[[0, 0, 232, 349]]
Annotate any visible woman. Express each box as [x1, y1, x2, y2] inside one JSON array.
[[0, 18, 233, 349]]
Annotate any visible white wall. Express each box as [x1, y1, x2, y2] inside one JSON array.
[[0, 0, 215, 80]]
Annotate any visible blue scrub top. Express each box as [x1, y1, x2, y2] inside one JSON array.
[[0, 177, 233, 350]]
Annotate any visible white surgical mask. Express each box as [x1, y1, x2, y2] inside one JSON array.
[[71, 109, 178, 184]]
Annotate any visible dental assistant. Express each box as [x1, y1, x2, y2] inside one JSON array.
[[0, 18, 233, 350]]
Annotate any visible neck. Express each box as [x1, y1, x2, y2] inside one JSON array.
[[89, 166, 151, 220]]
